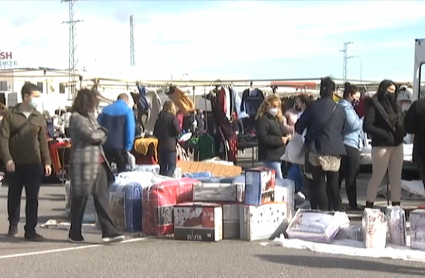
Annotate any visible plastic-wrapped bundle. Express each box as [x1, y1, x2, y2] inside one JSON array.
[[334, 225, 363, 242], [410, 209, 425, 251], [385, 206, 406, 246], [362, 208, 387, 249]]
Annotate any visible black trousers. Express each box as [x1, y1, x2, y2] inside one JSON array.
[[64, 127, 71, 138], [69, 163, 118, 238], [338, 145, 360, 207], [310, 165, 341, 211], [158, 150, 177, 177], [7, 163, 43, 235], [104, 149, 127, 173]]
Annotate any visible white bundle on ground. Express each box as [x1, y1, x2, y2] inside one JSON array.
[[385, 206, 407, 246], [334, 225, 363, 242], [410, 209, 425, 251], [362, 208, 387, 249]]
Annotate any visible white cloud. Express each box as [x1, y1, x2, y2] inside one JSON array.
[[1, 1, 425, 78]]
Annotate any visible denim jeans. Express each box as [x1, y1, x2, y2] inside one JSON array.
[[158, 151, 177, 177], [287, 164, 304, 193], [262, 161, 283, 179]]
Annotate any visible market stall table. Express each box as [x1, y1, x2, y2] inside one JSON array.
[[237, 141, 258, 167]]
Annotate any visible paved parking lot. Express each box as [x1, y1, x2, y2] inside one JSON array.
[[0, 177, 425, 277]]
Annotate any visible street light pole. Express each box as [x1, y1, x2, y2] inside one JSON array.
[[348, 55, 362, 83]]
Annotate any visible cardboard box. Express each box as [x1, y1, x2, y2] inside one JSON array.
[[174, 203, 223, 241], [244, 167, 276, 205], [193, 183, 244, 203], [240, 203, 287, 241], [177, 161, 242, 177], [223, 204, 241, 239]]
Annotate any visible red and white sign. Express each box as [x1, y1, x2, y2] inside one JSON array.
[[0, 51, 12, 60], [0, 50, 18, 68]]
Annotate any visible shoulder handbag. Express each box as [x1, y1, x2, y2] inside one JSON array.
[[9, 109, 36, 139]]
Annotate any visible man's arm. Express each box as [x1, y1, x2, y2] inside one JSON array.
[[125, 108, 136, 151], [0, 113, 13, 163], [38, 118, 52, 166]]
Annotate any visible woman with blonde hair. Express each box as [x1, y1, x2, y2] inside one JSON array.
[[153, 100, 181, 177], [255, 94, 292, 178]]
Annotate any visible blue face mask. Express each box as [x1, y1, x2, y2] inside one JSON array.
[[29, 98, 38, 108]]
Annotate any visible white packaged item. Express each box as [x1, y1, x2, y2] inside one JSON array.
[[334, 225, 363, 242], [240, 203, 287, 241], [362, 208, 388, 249], [127, 152, 136, 170], [232, 175, 294, 222], [286, 209, 350, 243], [410, 209, 425, 251], [133, 164, 160, 175], [173, 167, 182, 178], [385, 206, 407, 246]]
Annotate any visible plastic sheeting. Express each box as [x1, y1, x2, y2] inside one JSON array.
[[262, 236, 425, 262]]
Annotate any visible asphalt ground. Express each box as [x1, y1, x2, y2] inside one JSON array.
[[1, 177, 425, 277]]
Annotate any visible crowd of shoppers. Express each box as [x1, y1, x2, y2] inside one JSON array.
[[256, 77, 413, 212]]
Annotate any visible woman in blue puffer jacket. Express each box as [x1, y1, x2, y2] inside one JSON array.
[[338, 82, 364, 211]]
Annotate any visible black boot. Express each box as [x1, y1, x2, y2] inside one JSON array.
[[365, 201, 374, 209]]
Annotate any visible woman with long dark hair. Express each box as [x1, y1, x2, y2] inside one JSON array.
[[153, 100, 181, 177], [338, 82, 364, 210], [68, 88, 124, 243], [363, 80, 405, 208], [295, 77, 346, 211]]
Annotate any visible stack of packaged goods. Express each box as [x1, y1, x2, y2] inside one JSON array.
[[108, 171, 172, 233], [174, 167, 295, 242]]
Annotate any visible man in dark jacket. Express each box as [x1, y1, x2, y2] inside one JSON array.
[[404, 98, 425, 189], [98, 93, 136, 173], [0, 83, 52, 241]]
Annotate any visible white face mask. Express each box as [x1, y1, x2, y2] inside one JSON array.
[[268, 108, 278, 117]]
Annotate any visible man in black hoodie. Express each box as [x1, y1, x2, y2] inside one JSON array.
[[404, 97, 425, 189]]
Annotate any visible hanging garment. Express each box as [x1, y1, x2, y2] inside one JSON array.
[[144, 90, 162, 132], [130, 90, 150, 132], [216, 87, 227, 116], [224, 87, 231, 120], [227, 135, 238, 164], [240, 88, 264, 116], [136, 85, 150, 112], [197, 133, 215, 161], [167, 86, 195, 114], [176, 111, 184, 130], [230, 88, 246, 119], [207, 91, 238, 163]]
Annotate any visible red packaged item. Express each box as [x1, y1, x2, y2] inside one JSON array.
[[142, 178, 199, 235]]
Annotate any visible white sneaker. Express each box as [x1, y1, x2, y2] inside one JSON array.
[[102, 235, 125, 243], [294, 192, 306, 205]]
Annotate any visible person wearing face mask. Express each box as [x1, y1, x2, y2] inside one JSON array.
[[255, 95, 292, 179], [0, 83, 52, 241], [68, 88, 124, 243], [338, 82, 364, 211], [363, 80, 405, 208], [295, 77, 346, 211]]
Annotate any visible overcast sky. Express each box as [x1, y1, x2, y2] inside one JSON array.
[[1, 0, 424, 81]]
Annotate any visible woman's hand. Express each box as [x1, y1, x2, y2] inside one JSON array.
[[282, 134, 292, 144]]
